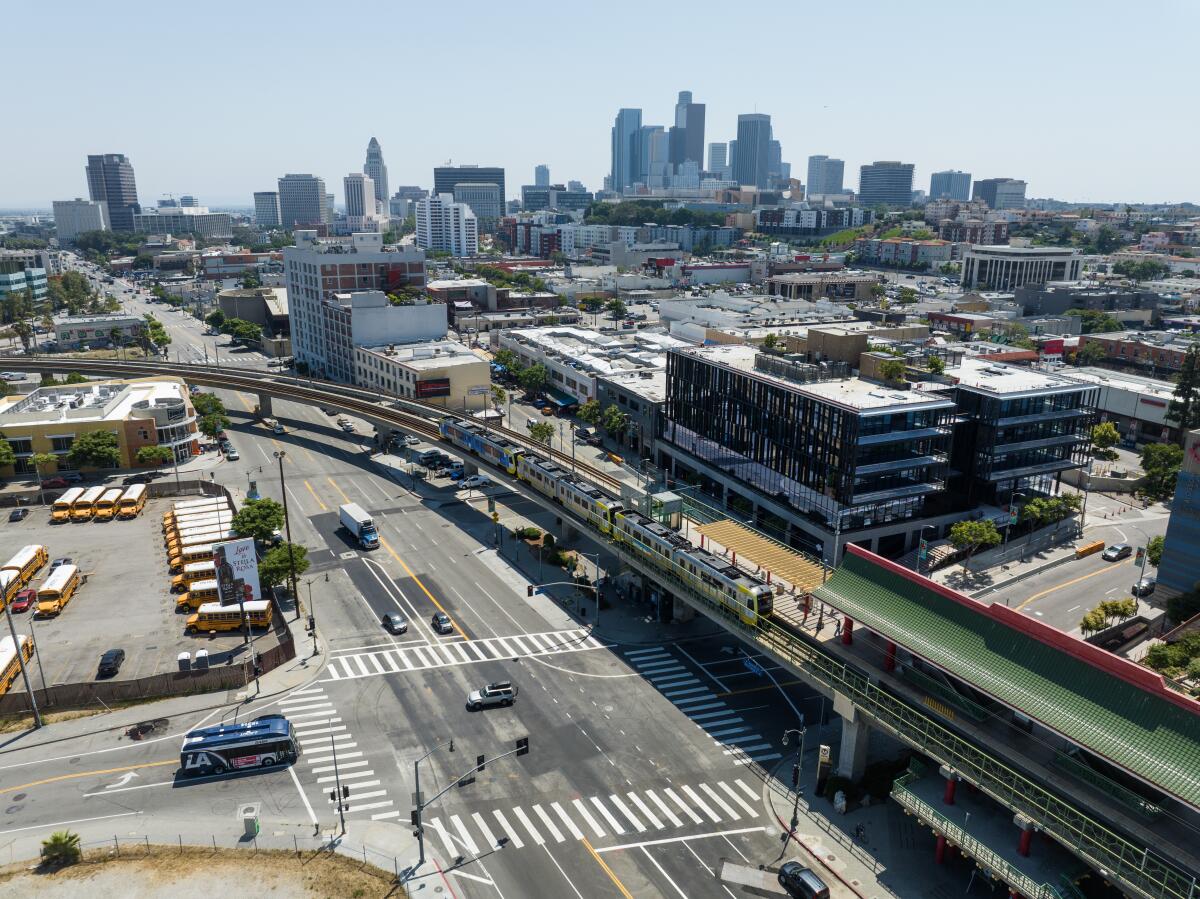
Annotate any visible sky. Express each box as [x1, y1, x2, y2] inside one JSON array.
[[2, 0, 1197, 209]]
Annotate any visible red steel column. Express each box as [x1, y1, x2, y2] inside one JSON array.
[[1018, 826, 1034, 857], [943, 777, 957, 805], [841, 617, 854, 645], [934, 834, 946, 864], [884, 640, 896, 672]]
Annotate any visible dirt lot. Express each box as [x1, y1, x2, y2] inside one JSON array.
[[0, 846, 404, 898]]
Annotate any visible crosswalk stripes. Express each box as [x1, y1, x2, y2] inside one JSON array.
[[422, 778, 761, 858], [278, 686, 398, 821], [622, 648, 783, 766], [325, 627, 608, 682]]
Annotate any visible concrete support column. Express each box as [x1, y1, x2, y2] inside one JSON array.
[[934, 834, 946, 864], [256, 394, 273, 418], [835, 715, 870, 780], [841, 617, 854, 645], [884, 640, 896, 672]]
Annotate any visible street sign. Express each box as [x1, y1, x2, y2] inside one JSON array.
[[743, 657, 765, 677], [468, 385, 491, 395]]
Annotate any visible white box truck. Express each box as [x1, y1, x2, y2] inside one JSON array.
[[339, 503, 379, 550]]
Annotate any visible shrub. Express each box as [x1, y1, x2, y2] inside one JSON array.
[[41, 830, 81, 868]]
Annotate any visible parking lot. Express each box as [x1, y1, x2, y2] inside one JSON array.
[[0, 495, 272, 687]]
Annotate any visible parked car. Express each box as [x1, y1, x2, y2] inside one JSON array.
[[63, 473, 84, 483], [575, 428, 601, 446], [97, 648, 126, 678], [50, 556, 72, 570], [8, 508, 28, 522], [381, 612, 409, 635], [340, 422, 355, 433], [122, 474, 150, 485], [225, 449, 240, 461], [40, 477, 69, 489], [459, 475, 491, 490], [1102, 543, 1133, 562], [431, 612, 454, 635], [1132, 577, 1157, 597], [10, 588, 36, 613], [777, 862, 829, 899], [467, 681, 518, 710]]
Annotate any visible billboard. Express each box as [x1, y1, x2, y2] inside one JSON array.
[[213, 537, 261, 606], [416, 378, 451, 398]]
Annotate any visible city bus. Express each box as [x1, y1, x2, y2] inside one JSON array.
[[164, 511, 233, 541], [176, 579, 219, 611], [179, 715, 300, 775], [162, 499, 229, 528], [35, 563, 80, 617], [94, 488, 124, 522], [117, 483, 148, 518], [167, 527, 237, 555], [185, 599, 272, 634], [0, 635, 34, 696], [52, 487, 86, 523], [2, 545, 48, 590], [71, 486, 106, 522], [171, 560, 216, 593], [169, 543, 215, 572]]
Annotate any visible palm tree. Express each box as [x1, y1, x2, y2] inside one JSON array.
[[40, 830, 81, 868]]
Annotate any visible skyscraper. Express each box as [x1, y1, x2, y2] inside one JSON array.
[[343, 173, 376, 219], [668, 90, 706, 170], [277, 174, 329, 228], [534, 164, 550, 187], [253, 191, 282, 227], [972, 178, 1028, 210], [806, 156, 845, 196], [363, 138, 389, 211], [85, 154, 140, 232], [929, 170, 972, 201], [610, 108, 642, 193], [707, 143, 728, 177], [638, 125, 668, 187], [433, 166, 506, 206], [767, 139, 783, 186], [858, 161, 916, 208], [732, 114, 772, 188], [452, 183, 502, 231]]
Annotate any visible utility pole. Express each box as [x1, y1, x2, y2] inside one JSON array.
[[2, 602, 40, 728], [782, 722, 807, 836], [274, 450, 298, 617], [328, 720, 346, 833]]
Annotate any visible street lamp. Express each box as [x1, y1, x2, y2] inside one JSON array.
[[1000, 490, 1025, 567], [781, 723, 807, 837], [273, 450, 299, 617]]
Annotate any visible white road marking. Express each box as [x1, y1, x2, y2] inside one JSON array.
[[644, 789, 683, 828], [473, 811, 500, 847], [608, 794, 647, 832], [572, 798, 606, 838], [493, 810, 523, 848], [551, 802, 584, 840], [627, 793, 663, 829], [595, 826, 766, 854], [309, 759, 369, 774], [719, 781, 759, 818], [700, 783, 740, 820], [288, 767, 318, 825], [451, 814, 480, 855], [590, 796, 626, 834], [682, 785, 722, 823], [641, 846, 689, 898], [512, 806, 546, 845], [533, 804, 565, 843]]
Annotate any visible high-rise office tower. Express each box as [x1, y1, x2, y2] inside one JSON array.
[[858, 161, 916, 208], [972, 178, 1028, 210], [53, 199, 109, 241], [85, 154, 140, 232], [534, 164, 550, 187], [732, 114, 771, 188], [180, 195, 198, 208], [363, 138, 389, 210], [707, 142, 728, 177], [610, 108, 642, 193], [277, 174, 329, 228], [452, 182, 502, 231], [343, 173, 376, 218], [806, 156, 845, 196], [668, 90, 706, 170], [253, 191, 282, 227], [767, 139, 783, 186], [929, 170, 972, 201], [433, 165, 506, 206], [638, 125, 668, 187]]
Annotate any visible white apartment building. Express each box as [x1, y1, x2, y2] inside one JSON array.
[[52, 198, 109, 242], [416, 194, 478, 257]]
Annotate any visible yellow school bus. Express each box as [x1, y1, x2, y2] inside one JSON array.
[[71, 486, 106, 522], [0, 635, 34, 696], [94, 488, 124, 522], [35, 564, 80, 617], [176, 579, 219, 611], [162, 499, 230, 529], [2, 545, 48, 590], [52, 487, 85, 523], [164, 512, 233, 542], [169, 543, 215, 572], [186, 599, 272, 634], [166, 527, 237, 555], [0, 572, 21, 611], [118, 483, 148, 519], [172, 560, 216, 593]]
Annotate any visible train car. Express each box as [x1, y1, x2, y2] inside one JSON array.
[[669, 544, 774, 625], [517, 453, 571, 501], [612, 509, 693, 562], [555, 475, 623, 534], [440, 417, 524, 474]]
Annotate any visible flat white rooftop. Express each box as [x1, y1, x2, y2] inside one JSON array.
[[0, 378, 188, 426], [948, 357, 1091, 395]]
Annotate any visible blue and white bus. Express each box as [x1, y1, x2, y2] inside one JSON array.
[[179, 715, 301, 775]]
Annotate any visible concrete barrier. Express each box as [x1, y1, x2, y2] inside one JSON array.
[[1076, 540, 1105, 559]]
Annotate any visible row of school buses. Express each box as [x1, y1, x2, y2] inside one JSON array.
[[162, 497, 272, 634], [51, 483, 147, 523], [0, 544, 80, 622]]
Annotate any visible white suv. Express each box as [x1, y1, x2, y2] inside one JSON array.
[[467, 682, 517, 710]]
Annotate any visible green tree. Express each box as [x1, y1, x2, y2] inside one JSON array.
[[240, 270, 262, 289], [1091, 421, 1121, 459], [1147, 535, 1164, 568], [870, 283, 886, 300], [604, 298, 627, 321], [1113, 259, 1169, 282], [40, 830, 81, 868], [489, 384, 507, 414], [927, 355, 945, 375], [760, 333, 780, 351], [232, 497, 286, 543], [258, 542, 310, 587], [1167, 344, 1200, 442], [580, 296, 605, 314], [198, 412, 231, 439], [64, 373, 87, 384], [29, 452, 56, 482], [518, 363, 549, 395], [205, 309, 226, 331], [601, 404, 629, 436], [879, 359, 907, 383], [136, 445, 174, 466], [191, 392, 226, 417], [577, 399, 602, 427], [948, 519, 1001, 570], [1074, 341, 1107, 366], [897, 287, 918, 304], [0, 434, 15, 468], [11, 321, 32, 353], [1141, 443, 1184, 500], [67, 430, 120, 469], [528, 421, 555, 445], [492, 348, 520, 372], [1065, 309, 1123, 334]]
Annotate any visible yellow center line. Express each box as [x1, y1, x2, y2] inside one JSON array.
[[582, 836, 634, 899], [326, 477, 351, 505], [1015, 563, 1123, 611], [5, 759, 177, 794], [303, 480, 327, 512], [378, 536, 470, 641]]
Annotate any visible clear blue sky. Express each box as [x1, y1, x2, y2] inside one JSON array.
[[3, 0, 1196, 208]]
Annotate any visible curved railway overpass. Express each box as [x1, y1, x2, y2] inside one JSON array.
[[3, 357, 1196, 899]]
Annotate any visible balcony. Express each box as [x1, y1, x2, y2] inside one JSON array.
[[991, 434, 1086, 455], [854, 453, 948, 475], [853, 479, 946, 504], [983, 458, 1079, 482], [996, 408, 1090, 427], [857, 425, 951, 446]]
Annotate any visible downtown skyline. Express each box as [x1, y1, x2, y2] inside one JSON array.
[[1, 0, 1196, 208]]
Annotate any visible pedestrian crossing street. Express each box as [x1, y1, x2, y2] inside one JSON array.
[[623, 646, 783, 767], [323, 627, 607, 682], [278, 685, 401, 822], [426, 777, 763, 857]]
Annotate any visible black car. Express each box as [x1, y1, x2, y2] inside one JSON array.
[[777, 862, 829, 899], [1132, 577, 1157, 597], [382, 612, 409, 635], [431, 612, 454, 635], [8, 508, 28, 522], [122, 474, 150, 486], [97, 648, 125, 678]]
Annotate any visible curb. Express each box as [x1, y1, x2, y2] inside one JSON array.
[[967, 551, 1079, 599]]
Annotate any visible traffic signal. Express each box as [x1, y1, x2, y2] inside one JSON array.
[[411, 810, 419, 826], [791, 764, 800, 788], [527, 585, 534, 597], [477, 754, 486, 772], [342, 785, 350, 799], [516, 736, 529, 756], [1135, 547, 1146, 566]]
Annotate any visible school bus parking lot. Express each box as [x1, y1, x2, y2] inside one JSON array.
[[1, 496, 263, 687]]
